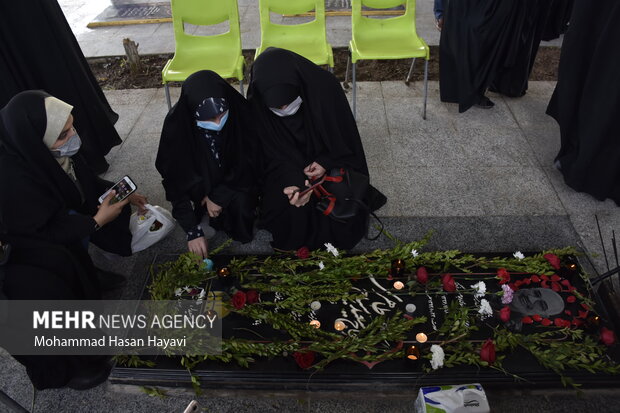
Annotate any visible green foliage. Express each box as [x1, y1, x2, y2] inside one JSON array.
[[140, 386, 167, 398], [113, 355, 156, 368]]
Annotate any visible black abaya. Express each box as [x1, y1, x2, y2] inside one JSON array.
[[0, 0, 121, 173], [547, 0, 620, 205], [156, 71, 259, 243], [248, 48, 386, 251]]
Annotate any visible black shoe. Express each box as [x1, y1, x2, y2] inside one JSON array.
[[474, 96, 495, 109], [96, 268, 127, 291], [66, 359, 112, 390]]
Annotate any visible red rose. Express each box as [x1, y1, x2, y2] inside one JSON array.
[[532, 314, 542, 322], [531, 275, 541, 283], [561, 279, 571, 287], [246, 290, 260, 304], [541, 274, 549, 281], [522, 316, 534, 324], [500, 306, 511, 322], [600, 327, 616, 346], [544, 253, 561, 270], [541, 280, 549, 289], [441, 274, 456, 292], [231, 291, 247, 309], [581, 303, 590, 310], [497, 268, 510, 284], [578, 310, 589, 319], [416, 267, 429, 284], [551, 282, 561, 292], [541, 318, 552, 326], [480, 339, 496, 364], [296, 246, 310, 259], [566, 295, 576, 303], [551, 274, 561, 282], [293, 351, 316, 369], [514, 280, 523, 287], [564, 310, 572, 316], [572, 319, 583, 327], [554, 318, 566, 327]]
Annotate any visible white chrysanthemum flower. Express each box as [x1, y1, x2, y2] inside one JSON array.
[[478, 298, 493, 316], [198, 289, 206, 300], [411, 249, 419, 258], [513, 251, 525, 260], [430, 344, 445, 370], [471, 281, 486, 298], [324, 242, 339, 257], [174, 288, 183, 297], [318, 261, 325, 270]]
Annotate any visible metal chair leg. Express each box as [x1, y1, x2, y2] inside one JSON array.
[[345, 55, 351, 84], [423, 59, 429, 120], [165, 83, 172, 110], [352, 62, 357, 119], [239, 79, 244, 96], [406, 58, 416, 84]]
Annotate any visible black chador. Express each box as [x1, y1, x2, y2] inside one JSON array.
[[547, 0, 620, 205], [0, 90, 129, 389], [248, 48, 386, 251], [439, 0, 565, 111], [156, 71, 259, 243], [0, 0, 122, 173]]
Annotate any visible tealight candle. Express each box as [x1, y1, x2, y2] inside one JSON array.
[[406, 304, 416, 313], [415, 332, 428, 343], [406, 345, 420, 360], [310, 301, 321, 311], [393, 281, 405, 290], [309, 320, 321, 329], [334, 320, 346, 331]]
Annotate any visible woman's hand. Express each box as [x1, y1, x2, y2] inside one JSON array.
[[128, 192, 148, 214], [304, 162, 326, 180], [94, 190, 130, 227], [283, 184, 312, 207], [187, 236, 208, 258], [201, 196, 222, 218]]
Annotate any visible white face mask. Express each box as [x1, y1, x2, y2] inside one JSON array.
[[269, 96, 303, 117]]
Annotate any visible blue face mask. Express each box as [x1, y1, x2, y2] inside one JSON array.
[[52, 132, 82, 158], [196, 110, 229, 132]]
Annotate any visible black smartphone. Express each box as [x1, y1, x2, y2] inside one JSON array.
[[98, 175, 137, 204]]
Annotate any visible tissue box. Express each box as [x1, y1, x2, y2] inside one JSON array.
[[414, 383, 490, 413]]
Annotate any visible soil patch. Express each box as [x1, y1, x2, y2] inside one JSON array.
[[89, 46, 561, 90]]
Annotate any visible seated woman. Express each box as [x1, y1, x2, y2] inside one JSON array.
[[156, 70, 259, 258], [0, 90, 147, 389], [248, 48, 386, 251]]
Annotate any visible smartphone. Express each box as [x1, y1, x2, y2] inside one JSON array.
[[98, 175, 137, 204], [183, 400, 199, 413]]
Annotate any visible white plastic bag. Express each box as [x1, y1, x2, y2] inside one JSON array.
[[129, 204, 175, 253]]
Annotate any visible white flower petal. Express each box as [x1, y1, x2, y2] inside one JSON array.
[[411, 249, 419, 258], [318, 261, 325, 270], [430, 344, 445, 370], [513, 251, 525, 260]]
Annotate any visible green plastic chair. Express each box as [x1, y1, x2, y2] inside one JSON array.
[[162, 0, 245, 109], [255, 0, 334, 68], [346, 0, 430, 119]]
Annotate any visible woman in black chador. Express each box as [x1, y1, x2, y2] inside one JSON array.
[[156, 71, 259, 258], [248, 48, 386, 251], [0, 91, 145, 389], [547, 0, 620, 205]]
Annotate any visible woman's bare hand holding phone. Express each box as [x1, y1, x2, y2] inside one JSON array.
[[283, 182, 313, 207], [201, 196, 222, 218], [94, 190, 130, 227], [188, 236, 208, 258]]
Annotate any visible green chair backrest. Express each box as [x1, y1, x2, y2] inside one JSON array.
[[352, 0, 417, 38], [257, 0, 330, 64], [170, 0, 242, 62]]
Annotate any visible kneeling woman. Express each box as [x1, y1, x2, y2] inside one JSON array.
[[156, 71, 259, 257], [249, 48, 386, 251], [0, 90, 146, 389]]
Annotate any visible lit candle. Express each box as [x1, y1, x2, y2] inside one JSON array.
[[334, 320, 346, 331], [393, 281, 405, 290], [406, 345, 420, 360], [217, 267, 231, 278], [309, 320, 321, 329], [415, 332, 428, 343]]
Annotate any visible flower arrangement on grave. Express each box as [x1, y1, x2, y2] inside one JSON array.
[[124, 233, 620, 390]]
